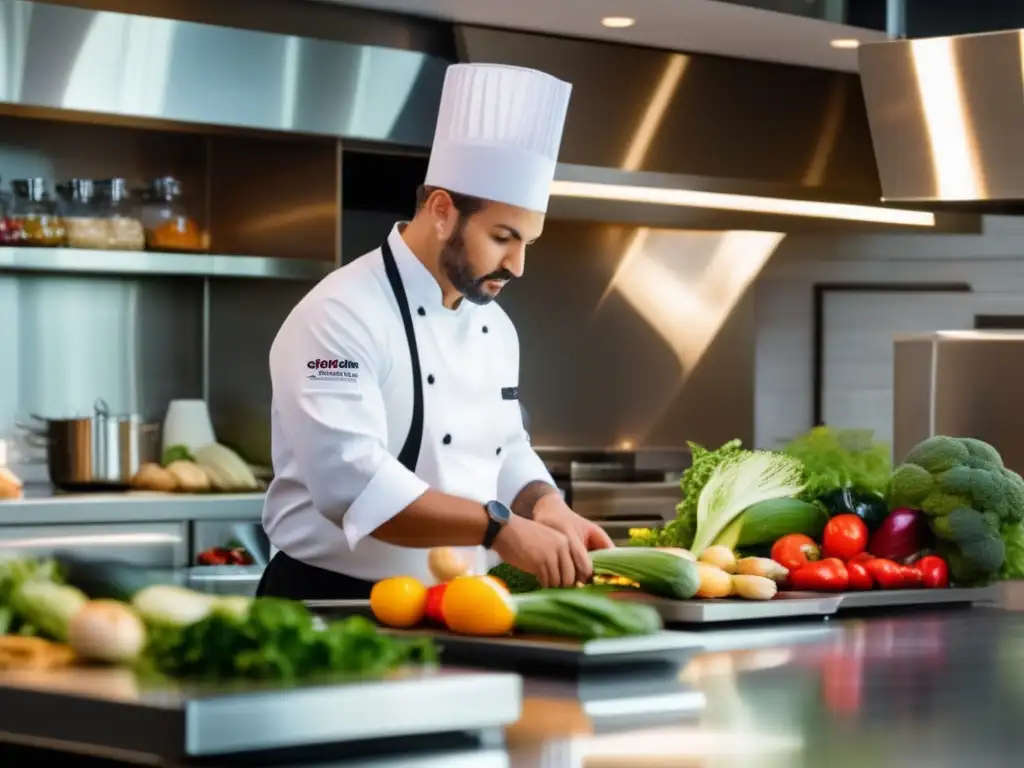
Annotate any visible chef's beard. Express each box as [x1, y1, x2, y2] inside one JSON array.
[[440, 224, 514, 306]]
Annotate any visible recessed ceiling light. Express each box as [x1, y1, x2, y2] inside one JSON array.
[[602, 16, 636, 29], [830, 38, 860, 49]]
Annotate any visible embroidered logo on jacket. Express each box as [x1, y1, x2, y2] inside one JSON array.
[[306, 358, 360, 382]]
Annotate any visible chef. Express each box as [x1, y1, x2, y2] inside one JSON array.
[[257, 63, 614, 601]]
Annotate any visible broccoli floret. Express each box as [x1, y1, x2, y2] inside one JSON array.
[[894, 435, 1018, 581], [958, 437, 1004, 469], [903, 436, 970, 474], [487, 563, 541, 594], [886, 463, 934, 508]]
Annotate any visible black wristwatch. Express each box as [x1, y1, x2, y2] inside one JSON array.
[[482, 500, 512, 550]]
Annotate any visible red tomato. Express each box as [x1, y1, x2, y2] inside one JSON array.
[[864, 558, 904, 589], [900, 565, 922, 588], [424, 583, 448, 625], [822, 514, 869, 562], [771, 534, 821, 572], [790, 559, 850, 592], [849, 552, 875, 565], [917, 555, 950, 589], [847, 561, 873, 590]]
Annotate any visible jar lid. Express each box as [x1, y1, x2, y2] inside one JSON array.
[[96, 178, 130, 203], [12, 178, 51, 201], [56, 179, 96, 203], [149, 176, 182, 201]]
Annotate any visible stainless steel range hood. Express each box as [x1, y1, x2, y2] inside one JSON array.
[[859, 30, 1024, 213]]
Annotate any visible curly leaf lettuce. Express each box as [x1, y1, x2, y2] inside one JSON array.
[[784, 427, 892, 500]]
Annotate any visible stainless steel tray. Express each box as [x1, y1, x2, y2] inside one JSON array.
[[613, 585, 999, 625], [0, 665, 521, 762], [307, 600, 704, 670]]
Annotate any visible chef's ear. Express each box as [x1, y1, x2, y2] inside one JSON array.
[[420, 188, 459, 241]]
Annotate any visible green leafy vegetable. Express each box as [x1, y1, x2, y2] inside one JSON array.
[[0, 556, 66, 636], [631, 440, 748, 548], [161, 444, 194, 466], [488, 563, 541, 594], [784, 427, 892, 500], [143, 596, 436, 682], [1001, 523, 1024, 581], [888, 435, 1024, 584], [691, 451, 806, 556]]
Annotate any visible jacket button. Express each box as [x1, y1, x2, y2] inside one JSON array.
[[496, 446, 502, 455], [442, 434, 452, 445], [417, 307, 426, 316], [427, 374, 435, 385], [482, 325, 489, 333]]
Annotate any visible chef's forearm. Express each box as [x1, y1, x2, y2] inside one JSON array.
[[370, 489, 490, 548], [511, 480, 559, 520]]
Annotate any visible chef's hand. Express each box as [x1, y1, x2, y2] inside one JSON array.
[[492, 515, 579, 588], [532, 493, 615, 583]]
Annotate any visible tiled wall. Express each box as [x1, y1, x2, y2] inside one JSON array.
[[754, 216, 1024, 450]]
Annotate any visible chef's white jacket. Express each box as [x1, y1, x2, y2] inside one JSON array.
[[262, 224, 555, 583]]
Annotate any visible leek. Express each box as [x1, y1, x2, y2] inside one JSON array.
[[691, 451, 805, 556]]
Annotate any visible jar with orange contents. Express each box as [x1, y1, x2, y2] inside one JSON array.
[[8, 179, 65, 247], [139, 177, 205, 253]]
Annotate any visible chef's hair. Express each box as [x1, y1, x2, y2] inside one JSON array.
[[415, 185, 487, 219]]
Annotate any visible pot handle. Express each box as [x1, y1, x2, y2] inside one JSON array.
[[94, 398, 110, 418]]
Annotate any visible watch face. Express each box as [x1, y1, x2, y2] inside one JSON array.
[[485, 500, 512, 524]]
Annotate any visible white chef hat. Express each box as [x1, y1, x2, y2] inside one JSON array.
[[425, 63, 572, 214]]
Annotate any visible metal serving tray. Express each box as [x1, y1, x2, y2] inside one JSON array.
[[613, 586, 999, 625], [307, 600, 704, 671], [0, 665, 521, 762]]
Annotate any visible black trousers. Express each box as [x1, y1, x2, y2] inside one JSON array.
[[256, 550, 375, 600]]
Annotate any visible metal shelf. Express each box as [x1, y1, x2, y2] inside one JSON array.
[[0, 247, 335, 281]]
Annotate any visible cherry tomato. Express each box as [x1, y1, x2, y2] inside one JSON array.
[[424, 583, 448, 625], [916, 555, 950, 589], [864, 558, 904, 589], [822, 514, 869, 562], [849, 552, 875, 565], [790, 559, 849, 592], [771, 534, 821, 572], [900, 565, 922, 588], [847, 561, 873, 590]]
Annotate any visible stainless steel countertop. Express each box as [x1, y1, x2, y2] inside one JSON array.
[[0, 485, 264, 525], [11, 585, 1024, 767]]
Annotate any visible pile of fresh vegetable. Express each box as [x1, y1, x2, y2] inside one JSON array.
[[374, 549, 683, 640], [0, 555, 434, 680], [624, 429, 1024, 591], [131, 442, 261, 493]]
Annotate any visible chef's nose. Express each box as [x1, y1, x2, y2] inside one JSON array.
[[504, 244, 526, 278]]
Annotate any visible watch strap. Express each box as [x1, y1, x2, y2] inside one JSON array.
[[483, 517, 503, 550]]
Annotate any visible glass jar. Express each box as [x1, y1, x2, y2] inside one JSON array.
[[58, 179, 108, 250], [96, 178, 145, 251], [139, 177, 204, 252], [9, 179, 65, 247], [0, 180, 19, 245]]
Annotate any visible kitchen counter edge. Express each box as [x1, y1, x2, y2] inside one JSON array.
[[0, 490, 265, 526]]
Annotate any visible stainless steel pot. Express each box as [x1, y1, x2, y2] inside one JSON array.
[[21, 399, 159, 490]]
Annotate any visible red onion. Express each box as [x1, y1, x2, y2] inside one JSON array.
[[868, 508, 928, 561]]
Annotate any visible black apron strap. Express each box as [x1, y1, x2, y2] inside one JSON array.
[[381, 239, 424, 472]]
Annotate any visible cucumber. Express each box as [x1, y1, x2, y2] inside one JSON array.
[[713, 498, 828, 550], [513, 590, 662, 639], [590, 548, 701, 600]]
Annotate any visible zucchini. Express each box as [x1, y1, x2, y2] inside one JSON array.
[[713, 498, 828, 550], [590, 548, 700, 600], [54, 553, 160, 602]]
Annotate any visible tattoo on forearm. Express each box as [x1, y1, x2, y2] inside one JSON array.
[[512, 481, 559, 520]]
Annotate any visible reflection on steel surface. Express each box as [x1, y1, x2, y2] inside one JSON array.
[[860, 29, 1024, 204], [0, 0, 445, 144]]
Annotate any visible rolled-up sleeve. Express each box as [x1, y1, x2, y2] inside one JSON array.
[[270, 295, 428, 549]]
